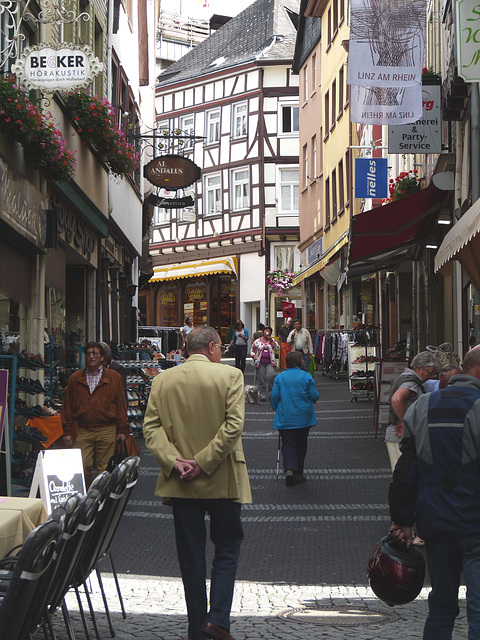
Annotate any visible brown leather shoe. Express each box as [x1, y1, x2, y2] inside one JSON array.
[[285, 470, 295, 486], [202, 622, 235, 640]]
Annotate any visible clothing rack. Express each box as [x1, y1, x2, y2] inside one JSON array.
[[314, 329, 353, 379]]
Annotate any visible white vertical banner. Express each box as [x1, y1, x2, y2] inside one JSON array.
[[348, 0, 428, 125], [350, 84, 423, 125]]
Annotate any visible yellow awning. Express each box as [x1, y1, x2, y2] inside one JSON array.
[[151, 256, 238, 282], [293, 235, 349, 285]]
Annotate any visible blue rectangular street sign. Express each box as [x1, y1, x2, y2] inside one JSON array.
[[355, 157, 388, 199]]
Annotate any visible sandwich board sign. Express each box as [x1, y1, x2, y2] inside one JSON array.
[[29, 449, 85, 513]]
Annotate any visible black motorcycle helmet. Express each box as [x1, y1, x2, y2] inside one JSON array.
[[367, 535, 425, 606]]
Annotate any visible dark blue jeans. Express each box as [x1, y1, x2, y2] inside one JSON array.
[[234, 344, 247, 372], [424, 535, 480, 639], [172, 498, 244, 640], [279, 427, 311, 474]]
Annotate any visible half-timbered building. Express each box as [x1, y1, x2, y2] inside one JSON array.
[[141, 0, 301, 341]]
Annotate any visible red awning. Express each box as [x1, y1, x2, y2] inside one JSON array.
[[348, 183, 442, 274]]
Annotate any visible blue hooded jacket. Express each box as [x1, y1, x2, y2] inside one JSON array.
[[270, 367, 319, 429]]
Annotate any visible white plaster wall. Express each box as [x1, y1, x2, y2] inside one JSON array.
[[109, 178, 143, 254], [240, 253, 266, 303], [264, 68, 286, 87]]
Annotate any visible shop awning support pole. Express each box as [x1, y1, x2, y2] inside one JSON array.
[[471, 83, 480, 203]]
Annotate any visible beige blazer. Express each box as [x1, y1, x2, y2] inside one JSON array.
[[143, 354, 252, 505]]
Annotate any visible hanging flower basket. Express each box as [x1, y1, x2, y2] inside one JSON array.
[[266, 269, 299, 294], [0, 75, 76, 181], [64, 88, 139, 178], [382, 170, 420, 204]]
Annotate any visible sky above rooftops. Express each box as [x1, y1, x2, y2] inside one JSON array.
[[161, 0, 257, 19]]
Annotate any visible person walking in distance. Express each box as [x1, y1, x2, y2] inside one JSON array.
[[251, 326, 279, 402], [287, 319, 313, 370], [61, 341, 128, 487], [143, 326, 252, 640], [228, 320, 249, 373], [388, 345, 480, 640], [271, 350, 319, 485], [278, 316, 293, 370]]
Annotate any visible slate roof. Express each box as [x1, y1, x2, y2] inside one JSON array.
[[157, 0, 301, 88], [292, 0, 322, 73]]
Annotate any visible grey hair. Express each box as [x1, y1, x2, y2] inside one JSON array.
[[187, 325, 220, 353], [440, 363, 462, 376], [411, 351, 440, 370], [99, 341, 112, 364]]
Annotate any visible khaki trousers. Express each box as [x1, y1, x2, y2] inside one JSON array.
[[75, 423, 117, 487]]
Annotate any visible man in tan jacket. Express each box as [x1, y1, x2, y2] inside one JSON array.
[[143, 326, 251, 640]]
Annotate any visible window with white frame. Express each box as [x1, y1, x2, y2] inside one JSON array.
[[206, 109, 220, 144], [231, 168, 250, 211], [153, 205, 169, 226], [178, 186, 197, 223], [274, 245, 295, 272], [312, 135, 317, 180], [204, 173, 222, 215], [280, 104, 299, 134], [279, 168, 299, 214], [303, 144, 308, 188], [180, 114, 194, 150], [232, 102, 247, 138]]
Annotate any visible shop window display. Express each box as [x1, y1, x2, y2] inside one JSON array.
[[210, 277, 237, 342], [159, 289, 178, 326], [184, 284, 207, 327], [0, 295, 20, 352]]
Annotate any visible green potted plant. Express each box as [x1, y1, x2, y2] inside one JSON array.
[[266, 269, 299, 294], [0, 75, 76, 181], [64, 88, 139, 178], [383, 170, 420, 204]]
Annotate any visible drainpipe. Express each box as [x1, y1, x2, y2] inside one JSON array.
[[472, 84, 480, 202], [412, 261, 418, 354], [453, 121, 463, 355]]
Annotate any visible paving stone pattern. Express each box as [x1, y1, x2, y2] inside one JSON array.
[[52, 364, 469, 639]]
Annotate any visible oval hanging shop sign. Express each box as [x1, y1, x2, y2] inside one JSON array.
[[12, 43, 104, 91], [144, 154, 201, 190]]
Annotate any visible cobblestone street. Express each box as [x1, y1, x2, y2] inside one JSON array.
[[55, 365, 469, 639]]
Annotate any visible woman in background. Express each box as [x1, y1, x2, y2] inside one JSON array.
[[228, 320, 249, 373], [181, 315, 194, 357], [251, 326, 279, 401]]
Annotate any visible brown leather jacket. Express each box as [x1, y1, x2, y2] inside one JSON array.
[[61, 367, 129, 436]]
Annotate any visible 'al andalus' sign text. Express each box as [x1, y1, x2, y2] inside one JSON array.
[[12, 43, 103, 91], [144, 155, 201, 190]]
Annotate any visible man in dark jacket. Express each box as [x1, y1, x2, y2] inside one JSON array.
[[388, 345, 480, 639], [61, 341, 128, 486]]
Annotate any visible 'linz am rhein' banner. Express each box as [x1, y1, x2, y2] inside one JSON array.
[[348, 0, 427, 125]]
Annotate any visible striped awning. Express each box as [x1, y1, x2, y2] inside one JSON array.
[[151, 256, 237, 282], [434, 198, 480, 291]]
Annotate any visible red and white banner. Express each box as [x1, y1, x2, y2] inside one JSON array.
[[281, 301, 296, 318]]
